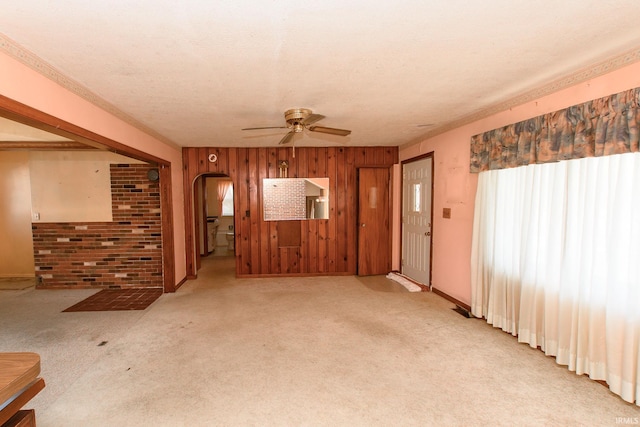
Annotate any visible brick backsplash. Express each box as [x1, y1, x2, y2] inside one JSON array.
[[32, 164, 162, 289], [263, 178, 306, 220]]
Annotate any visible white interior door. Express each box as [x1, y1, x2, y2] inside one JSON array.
[[401, 156, 433, 285]]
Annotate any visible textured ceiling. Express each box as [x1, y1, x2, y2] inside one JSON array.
[[1, 1, 640, 148]]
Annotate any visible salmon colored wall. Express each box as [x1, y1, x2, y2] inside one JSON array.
[[398, 61, 640, 305], [0, 51, 186, 284]]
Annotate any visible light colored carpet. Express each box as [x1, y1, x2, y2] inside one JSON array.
[[0, 257, 638, 426]]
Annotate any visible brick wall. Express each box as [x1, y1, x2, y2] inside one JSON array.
[[32, 164, 162, 289], [263, 178, 306, 220]]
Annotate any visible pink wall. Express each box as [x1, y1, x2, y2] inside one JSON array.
[[0, 51, 187, 284], [398, 61, 640, 305]]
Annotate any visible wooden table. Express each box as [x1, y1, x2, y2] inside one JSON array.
[[0, 353, 45, 427]]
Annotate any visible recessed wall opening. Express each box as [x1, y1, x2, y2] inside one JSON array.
[[0, 99, 176, 293]]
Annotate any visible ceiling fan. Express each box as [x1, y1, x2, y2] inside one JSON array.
[[242, 108, 351, 145]]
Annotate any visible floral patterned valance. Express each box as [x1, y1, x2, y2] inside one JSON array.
[[470, 87, 640, 172]]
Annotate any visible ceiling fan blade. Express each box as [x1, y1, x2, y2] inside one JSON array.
[[308, 126, 351, 136], [278, 131, 295, 145], [242, 126, 288, 131], [301, 114, 325, 126]]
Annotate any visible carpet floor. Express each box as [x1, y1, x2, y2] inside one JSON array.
[[1, 257, 638, 426]]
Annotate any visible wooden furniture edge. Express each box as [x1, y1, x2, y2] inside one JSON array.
[[0, 378, 45, 426]]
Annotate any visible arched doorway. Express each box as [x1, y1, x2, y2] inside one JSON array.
[[191, 173, 235, 275]]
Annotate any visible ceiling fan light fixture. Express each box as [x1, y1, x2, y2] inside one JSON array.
[[242, 108, 352, 144]]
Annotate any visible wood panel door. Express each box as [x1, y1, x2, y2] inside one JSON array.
[[357, 167, 391, 275]]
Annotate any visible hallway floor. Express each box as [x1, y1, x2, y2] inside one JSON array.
[[0, 257, 637, 426]]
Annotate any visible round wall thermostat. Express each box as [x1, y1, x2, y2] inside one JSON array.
[[147, 168, 160, 181]]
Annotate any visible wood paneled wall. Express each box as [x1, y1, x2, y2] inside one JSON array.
[[183, 146, 398, 277]]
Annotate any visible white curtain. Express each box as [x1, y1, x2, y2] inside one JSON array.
[[471, 152, 640, 405], [217, 180, 232, 211]]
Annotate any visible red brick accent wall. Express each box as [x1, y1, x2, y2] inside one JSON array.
[[32, 164, 162, 289]]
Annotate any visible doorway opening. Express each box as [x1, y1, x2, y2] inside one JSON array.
[[0, 102, 176, 293], [191, 173, 235, 275]]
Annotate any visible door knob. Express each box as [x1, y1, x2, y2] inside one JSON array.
[[361, 223, 366, 227], [425, 231, 431, 236]]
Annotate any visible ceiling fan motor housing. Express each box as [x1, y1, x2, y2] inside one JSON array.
[[285, 108, 312, 132]]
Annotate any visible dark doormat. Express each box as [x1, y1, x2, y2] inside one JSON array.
[[63, 288, 163, 312]]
